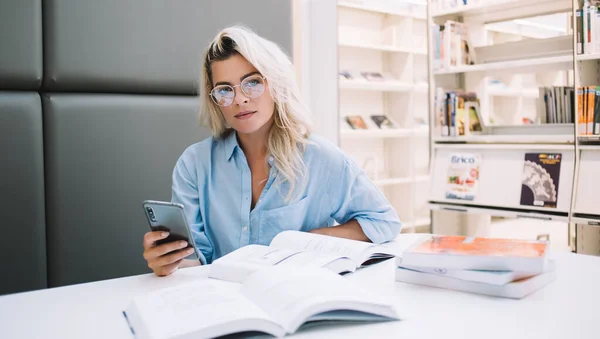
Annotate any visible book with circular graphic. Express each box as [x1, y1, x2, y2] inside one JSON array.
[[520, 153, 561, 208]]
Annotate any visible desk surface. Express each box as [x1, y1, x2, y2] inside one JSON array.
[[1, 251, 599, 339]]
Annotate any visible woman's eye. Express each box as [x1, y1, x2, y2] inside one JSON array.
[[216, 88, 232, 96], [246, 79, 260, 86]]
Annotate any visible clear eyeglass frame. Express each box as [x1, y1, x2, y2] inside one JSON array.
[[210, 74, 267, 107]]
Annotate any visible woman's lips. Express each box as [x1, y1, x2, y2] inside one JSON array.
[[235, 111, 256, 119]]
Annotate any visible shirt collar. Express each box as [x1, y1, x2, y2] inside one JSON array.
[[223, 129, 276, 166], [223, 129, 239, 162]]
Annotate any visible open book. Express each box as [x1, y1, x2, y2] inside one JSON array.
[[123, 265, 400, 339], [209, 230, 395, 283]]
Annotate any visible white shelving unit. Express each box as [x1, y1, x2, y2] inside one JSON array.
[[339, 41, 427, 54], [337, 0, 430, 233], [571, 3, 600, 254], [338, 0, 427, 19], [341, 127, 427, 138], [426, 0, 578, 250], [430, 0, 572, 23]]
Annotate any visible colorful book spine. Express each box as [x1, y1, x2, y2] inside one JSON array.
[[577, 9, 583, 54]]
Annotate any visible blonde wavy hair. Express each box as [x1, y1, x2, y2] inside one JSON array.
[[199, 26, 313, 202]]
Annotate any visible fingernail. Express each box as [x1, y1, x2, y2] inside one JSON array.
[[161, 232, 169, 237], [187, 248, 194, 254], [179, 241, 187, 247]]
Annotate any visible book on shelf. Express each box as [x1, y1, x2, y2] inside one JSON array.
[[346, 115, 369, 129], [338, 70, 398, 83], [430, 0, 483, 13], [435, 88, 483, 137], [370, 115, 396, 129], [537, 86, 574, 125], [339, 70, 354, 80], [576, 86, 600, 135], [413, 116, 428, 127], [433, 20, 476, 71], [209, 230, 395, 283], [360, 71, 386, 82], [123, 265, 400, 339], [445, 153, 481, 201], [520, 153, 562, 209], [401, 235, 549, 272], [577, 1, 600, 55]]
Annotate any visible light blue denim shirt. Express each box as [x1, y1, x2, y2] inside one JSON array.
[[171, 131, 402, 264]]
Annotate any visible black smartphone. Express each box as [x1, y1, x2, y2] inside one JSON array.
[[142, 200, 200, 261]]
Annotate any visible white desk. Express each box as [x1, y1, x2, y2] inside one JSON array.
[[0, 252, 599, 339]]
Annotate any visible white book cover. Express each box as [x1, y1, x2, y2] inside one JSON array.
[[395, 261, 557, 299], [396, 258, 556, 286]]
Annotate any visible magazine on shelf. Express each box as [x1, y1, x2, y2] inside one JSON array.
[[445, 153, 481, 201], [209, 230, 395, 283], [360, 71, 386, 82], [401, 235, 549, 272], [123, 265, 400, 339], [520, 153, 562, 208], [346, 115, 369, 129], [370, 115, 396, 129]]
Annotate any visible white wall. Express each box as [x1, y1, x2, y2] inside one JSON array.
[[293, 0, 339, 145]]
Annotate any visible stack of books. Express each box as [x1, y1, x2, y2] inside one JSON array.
[[395, 235, 556, 299]]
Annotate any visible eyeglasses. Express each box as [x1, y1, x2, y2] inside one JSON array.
[[210, 74, 267, 107]]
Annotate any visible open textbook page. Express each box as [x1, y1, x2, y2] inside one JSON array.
[[240, 265, 400, 334], [269, 230, 395, 266], [123, 266, 400, 338], [209, 244, 356, 283], [123, 279, 285, 339]]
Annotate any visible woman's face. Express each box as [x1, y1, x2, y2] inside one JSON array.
[[210, 53, 275, 136]]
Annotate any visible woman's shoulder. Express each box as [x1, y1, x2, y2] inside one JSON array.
[[177, 136, 219, 167], [305, 134, 349, 167]]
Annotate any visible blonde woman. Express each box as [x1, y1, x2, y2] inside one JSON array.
[[143, 26, 402, 276]]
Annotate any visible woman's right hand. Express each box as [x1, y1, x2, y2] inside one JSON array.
[[143, 231, 195, 276]]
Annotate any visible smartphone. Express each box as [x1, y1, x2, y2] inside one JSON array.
[[142, 200, 200, 261]]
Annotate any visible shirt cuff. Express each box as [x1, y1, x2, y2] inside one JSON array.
[[355, 216, 402, 244]]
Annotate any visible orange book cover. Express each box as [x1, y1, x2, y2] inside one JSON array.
[[410, 235, 548, 259], [587, 86, 595, 135], [578, 87, 584, 135]]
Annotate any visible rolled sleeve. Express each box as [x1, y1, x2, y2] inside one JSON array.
[[171, 156, 214, 264], [329, 158, 402, 244]]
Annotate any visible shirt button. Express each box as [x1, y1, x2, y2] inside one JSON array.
[[245, 196, 249, 201], [243, 226, 248, 231]]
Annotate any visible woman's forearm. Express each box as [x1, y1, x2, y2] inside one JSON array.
[[308, 219, 371, 242]]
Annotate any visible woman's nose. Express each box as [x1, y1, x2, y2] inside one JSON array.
[[233, 86, 249, 105]]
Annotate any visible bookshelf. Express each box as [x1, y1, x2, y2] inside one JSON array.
[[337, 0, 430, 233], [431, 0, 572, 24], [425, 0, 584, 252], [571, 0, 600, 255]]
